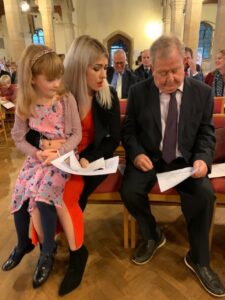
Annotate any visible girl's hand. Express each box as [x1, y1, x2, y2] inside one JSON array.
[[41, 149, 59, 165], [79, 158, 89, 168], [41, 138, 66, 150], [36, 150, 44, 161]]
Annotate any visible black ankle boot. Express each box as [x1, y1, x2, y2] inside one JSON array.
[[2, 240, 35, 271], [33, 252, 55, 288], [58, 245, 88, 296]]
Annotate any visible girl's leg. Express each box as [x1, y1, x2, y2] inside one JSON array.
[[32, 202, 57, 289], [31, 206, 44, 244], [2, 200, 34, 271]]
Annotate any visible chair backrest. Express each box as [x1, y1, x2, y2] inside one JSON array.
[[119, 99, 127, 115], [214, 97, 225, 114], [213, 114, 225, 129]]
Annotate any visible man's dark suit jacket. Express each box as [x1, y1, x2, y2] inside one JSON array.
[[134, 64, 153, 81], [107, 66, 137, 99], [122, 77, 215, 170]]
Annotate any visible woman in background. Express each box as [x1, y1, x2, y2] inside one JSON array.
[[205, 49, 225, 96]]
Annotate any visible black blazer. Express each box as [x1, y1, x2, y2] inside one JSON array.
[[107, 66, 137, 99], [79, 87, 121, 162], [122, 77, 215, 169], [134, 64, 153, 81]]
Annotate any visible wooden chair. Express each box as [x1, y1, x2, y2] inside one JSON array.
[[0, 105, 7, 143], [214, 97, 225, 114]]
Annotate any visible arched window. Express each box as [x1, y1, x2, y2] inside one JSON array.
[[198, 22, 213, 59], [32, 29, 44, 45], [107, 34, 131, 67]]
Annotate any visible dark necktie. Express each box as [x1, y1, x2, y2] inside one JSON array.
[[162, 92, 178, 164], [144, 69, 149, 79]]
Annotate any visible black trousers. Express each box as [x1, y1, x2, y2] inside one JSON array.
[[120, 158, 215, 266], [79, 175, 107, 211]]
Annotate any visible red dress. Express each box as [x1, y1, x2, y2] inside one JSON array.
[[63, 110, 94, 248]]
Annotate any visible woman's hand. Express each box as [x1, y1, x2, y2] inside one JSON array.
[[41, 138, 66, 150], [41, 149, 59, 165], [79, 158, 90, 168]]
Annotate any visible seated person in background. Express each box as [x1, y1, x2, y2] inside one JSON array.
[[135, 52, 142, 67], [10, 63, 17, 84], [120, 34, 225, 298], [134, 49, 152, 81], [107, 49, 137, 99], [184, 47, 203, 81], [0, 64, 10, 77], [0, 74, 17, 102], [205, 49, 225, 97]]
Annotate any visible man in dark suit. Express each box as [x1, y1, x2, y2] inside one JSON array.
[[184, 47, 203, 81], [134, 49, 152, 81], [107, 49, 137, 99], [120, 35, 225, 297]]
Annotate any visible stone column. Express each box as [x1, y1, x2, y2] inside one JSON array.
[[170, 0, 186, 38], [183, 0, 203, 60], [162, 0, 171, 34], [37, 0, 55, 49], [3, 0, 26, 62], [211, 0, 225, 69], [61, 0, 75, 51]]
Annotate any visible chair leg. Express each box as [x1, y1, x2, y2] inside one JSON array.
[[130, 216, 136, 249], [123, 207, 129, 248]]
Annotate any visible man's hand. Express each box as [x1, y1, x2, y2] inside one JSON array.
[[187, 58, 197, 74], [133, 154, 153, 172], [79, 158, 90, 168], [192, 160, 208, 178]]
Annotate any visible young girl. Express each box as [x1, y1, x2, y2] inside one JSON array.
[[2, 44, 85, 290]]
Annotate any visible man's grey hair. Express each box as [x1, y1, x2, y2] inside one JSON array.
[[150, 35, 185, 65], [113, 49, 127, 59]]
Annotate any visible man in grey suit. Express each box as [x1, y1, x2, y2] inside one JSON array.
[[107, 49, 137, 99], [120, 35, 225, 297]]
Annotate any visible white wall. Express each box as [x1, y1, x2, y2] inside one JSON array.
[[75, 0, 162, 67]]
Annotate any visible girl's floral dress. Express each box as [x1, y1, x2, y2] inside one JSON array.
[[11, 101, 70, 213]]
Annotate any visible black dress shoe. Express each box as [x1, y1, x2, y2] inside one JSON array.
[[33, 252, 55, 288], [184, 252, 225, 297], [2, 242, 35, 271], [131, 230, 166, 265]]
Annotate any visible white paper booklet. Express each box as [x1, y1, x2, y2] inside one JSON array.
[[156, 167, 197, 192], [0, 99, 15, 109], [208, 163, 225, 178], [51, 150, 119, 176]]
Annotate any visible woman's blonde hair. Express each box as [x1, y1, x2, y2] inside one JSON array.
[[63, 35, 112, 110], [16, 44, 65, 118]]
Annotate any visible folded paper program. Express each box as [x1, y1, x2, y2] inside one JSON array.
[[156, 167, 197, 192], [51, 150, 119, 176]]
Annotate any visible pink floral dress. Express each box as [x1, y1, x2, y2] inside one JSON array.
[[11, 100, 71, 213]]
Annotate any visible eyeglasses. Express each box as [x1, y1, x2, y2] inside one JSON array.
[[114, 61, 125, 66]]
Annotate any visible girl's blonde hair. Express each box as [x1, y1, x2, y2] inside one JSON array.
[[16, 44, 65, 118], [63, 35, 112, 110], [0, 74, 11, 86]]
